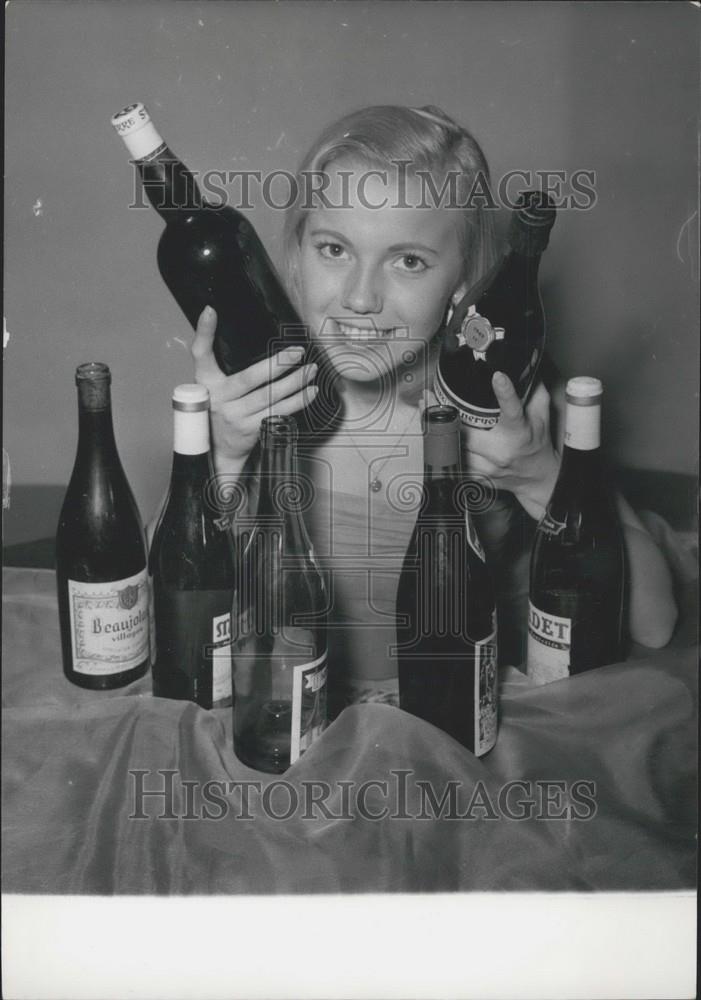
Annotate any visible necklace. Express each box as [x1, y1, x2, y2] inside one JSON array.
[[343, 407, 421, 494]]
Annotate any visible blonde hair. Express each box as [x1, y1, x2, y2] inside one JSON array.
[[282, 105, 499, 401], [284, 105, 497, 292]]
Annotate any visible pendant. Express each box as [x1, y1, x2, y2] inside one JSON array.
[[369, 478, 382, 493]]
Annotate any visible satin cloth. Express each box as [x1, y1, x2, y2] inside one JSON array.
[[2, 566, 696, 894]]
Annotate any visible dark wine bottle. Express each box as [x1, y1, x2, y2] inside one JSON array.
[[435, 190, 556, 428], [232, 416, 328, 772], [396, 405, 498, 756], [56, 363, 150, 690], [110, 102, 340, 436], [149, 384, 236, 709], [527, 377, 626, 683]]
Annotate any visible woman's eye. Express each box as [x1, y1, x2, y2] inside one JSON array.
[[394, 254, 428, 273], [317, 242, 348, 260]]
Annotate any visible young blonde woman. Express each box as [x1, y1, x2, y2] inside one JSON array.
[[189, 105, 677, 714]]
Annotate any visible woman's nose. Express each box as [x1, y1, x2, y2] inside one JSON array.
[[340, 263, 382, 314]]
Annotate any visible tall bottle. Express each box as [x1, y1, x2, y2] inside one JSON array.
[[435, 191, 556, 428], [110, 102, 339, 435], [149, 385, 236, 709], [396, 405, 498, 756], [527, 377, 626, 684], [232, 416, 328, 772], [56, 363, 150, 689]]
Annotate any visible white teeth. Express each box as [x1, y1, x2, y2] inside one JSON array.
[[337, 322, 392, 341]]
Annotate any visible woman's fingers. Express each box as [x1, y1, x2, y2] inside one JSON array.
[[191, 306, 225, 385], [258, 384, 319, 419], [492, 371, 524, 425], [240, 362, 318, 416]]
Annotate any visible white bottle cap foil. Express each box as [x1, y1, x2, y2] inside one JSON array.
[[565, 376, 603, 402], [172, 384, 210, 455], [111, 102, 164, 160], [564, 376, 602, 450], [172, 384, 210, 411]]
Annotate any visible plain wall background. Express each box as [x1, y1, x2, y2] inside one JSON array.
[[4, 0, 699, 529]]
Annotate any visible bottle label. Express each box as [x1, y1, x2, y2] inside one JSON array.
[[211, 610, 233, 706], [538, 509, 567, 537], [154, 590, 233, 708], [434, 369, 499, 429], [475, 628, 498, 756], [526, 601, 571, 685], [68, 569, 150, 676], [148, 574, 157, 664], [290, 651, 328, 764]]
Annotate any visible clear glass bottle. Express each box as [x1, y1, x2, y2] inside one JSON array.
[[232, 416, 328, 771]]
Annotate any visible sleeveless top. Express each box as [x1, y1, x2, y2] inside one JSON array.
[[295, 446, 535, 717]]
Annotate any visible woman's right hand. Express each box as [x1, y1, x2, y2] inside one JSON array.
[[191, 306, 319, 474]]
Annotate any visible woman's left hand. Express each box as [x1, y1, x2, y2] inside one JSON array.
[[461, 371, 560, 521]]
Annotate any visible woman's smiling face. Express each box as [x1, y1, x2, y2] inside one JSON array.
[[297, 160, 466, 384]]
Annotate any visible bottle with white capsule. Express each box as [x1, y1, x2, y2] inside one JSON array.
[[527, 377, 626, 684], [149, 384, 236, 708], [110, 101, 340, 436]]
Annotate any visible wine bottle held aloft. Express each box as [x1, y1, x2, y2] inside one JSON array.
[[232, 416, 328, 773], [110, 101, 340, 436], [527, 377, 626, 684], [56, 363, 150, 690], [149, 384, 236, 709], [435, 190, 556, 429], [395, 405, 498, 756]]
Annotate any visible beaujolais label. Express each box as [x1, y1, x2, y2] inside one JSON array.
[[526, 601, 571, 685], [474, 628, 498, 756], [289, 651, 328, 764], [68, 569, 150, 676]]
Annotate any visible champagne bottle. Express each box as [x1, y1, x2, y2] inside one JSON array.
[[56, 363, 150, 689], [435, 190, 556, 428], [149, 384, 236, 708], [527, 377, 626, 684], [396, 405, 498, 756], [110, 101, 339, 435], [232, 416, 328, 772]]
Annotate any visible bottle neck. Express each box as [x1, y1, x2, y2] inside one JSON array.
[[136, 143, 202, 221], [169, 410, 211, 489], [257, 438, 311, 547], [558, 401, 604, 485], [76, 386, 119, 463]]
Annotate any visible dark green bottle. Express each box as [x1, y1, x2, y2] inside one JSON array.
[[149, 384, 236, 709], [56, 363, 150, 690]]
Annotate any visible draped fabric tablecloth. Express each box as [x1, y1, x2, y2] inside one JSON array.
[[2, 567, 696, 895]]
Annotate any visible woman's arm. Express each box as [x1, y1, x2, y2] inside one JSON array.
[[616, 493, 678, 648]]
